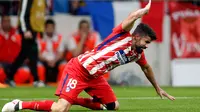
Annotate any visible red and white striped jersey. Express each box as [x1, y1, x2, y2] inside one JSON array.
[[78, 24, 147, 77]]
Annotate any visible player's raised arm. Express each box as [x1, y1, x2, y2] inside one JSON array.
[[122, 0, 151, 32], [140, 63, 176, 101]]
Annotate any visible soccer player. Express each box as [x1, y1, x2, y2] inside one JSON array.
[[2, 0, 175, 111]]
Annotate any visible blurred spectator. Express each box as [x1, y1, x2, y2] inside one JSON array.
[[66, 19, 101, 60], [3, 0, 46, 87], [0, 15, 36, 85], [0, 15, 19, 64], [0, 15, 19, 83], [38, 19, 65, 83], [68, 0, 89, 15]]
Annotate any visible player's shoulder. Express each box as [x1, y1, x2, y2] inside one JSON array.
[[113, 23, 130, 33]]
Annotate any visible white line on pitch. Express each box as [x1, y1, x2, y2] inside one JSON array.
[[0, 97, 200, 101]]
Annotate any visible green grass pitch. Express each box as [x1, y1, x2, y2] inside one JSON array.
[[1, 86, 200, 112]]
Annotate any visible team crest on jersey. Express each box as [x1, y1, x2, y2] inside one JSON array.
[[115, 50, 130, 65], [66, 86, 71, 92]]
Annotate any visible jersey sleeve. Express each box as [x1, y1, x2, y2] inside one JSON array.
[[112, 23, 127, 33], [136, 52, 147, 66]]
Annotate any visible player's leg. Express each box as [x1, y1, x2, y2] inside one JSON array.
[[1, 98, 71, 112], [89, 76, 119, 110], [73, 97, 105, 110], [74, 76, 119, 110], [2, 71, 71, 112], [2, 60, 87, 112]]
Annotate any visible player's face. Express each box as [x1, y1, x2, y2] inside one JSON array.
[[1, 16, 11, 31], [45, 24, 55, 37], [135, 36, 151, 49]]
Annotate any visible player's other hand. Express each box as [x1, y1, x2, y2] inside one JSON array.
[[156, 88, 176, 101], [24, 31, 32, 39]]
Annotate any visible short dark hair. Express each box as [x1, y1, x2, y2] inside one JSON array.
[[78, 19, 90, 29], [45, 19, 55, 26], [133, 23, 157, 41]]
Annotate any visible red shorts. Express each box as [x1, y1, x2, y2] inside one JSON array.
[[55, 58, 116, 104]]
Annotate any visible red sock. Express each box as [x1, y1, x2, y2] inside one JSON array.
[[22, 100, 54, 111], [74, 98, 101, 110]]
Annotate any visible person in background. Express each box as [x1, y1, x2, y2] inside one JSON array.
[[66, 19, 101, 60], [0, 15, 19, 64], [38, 19, 65, 83], [0, 15, 19, 85], [3, 0, 46, 87]]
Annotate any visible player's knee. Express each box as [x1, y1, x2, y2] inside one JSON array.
[[51, 99, 71, 112], [105, 101, 119, 110], [51, 104, 66, 112]]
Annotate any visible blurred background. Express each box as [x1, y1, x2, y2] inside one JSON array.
[[0, 0, 200, 87]]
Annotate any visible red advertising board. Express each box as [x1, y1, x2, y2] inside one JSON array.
[[169, 2, 200, 59]]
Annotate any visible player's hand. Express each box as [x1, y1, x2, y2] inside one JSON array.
[[24, 31, 32, 39], [156, 88, 175, 101], [144, 0, 151, 14]]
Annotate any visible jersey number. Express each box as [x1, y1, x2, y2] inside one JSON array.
[[67, 78, 77, 89]]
